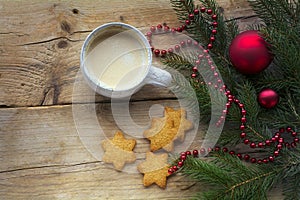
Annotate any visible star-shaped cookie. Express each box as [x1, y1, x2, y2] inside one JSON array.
[[137, 152, 170, 189], [101, 131, 136, 171], [144, 107, 193, 152]]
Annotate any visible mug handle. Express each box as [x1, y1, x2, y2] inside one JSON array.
[[144, 66, 173, 87]]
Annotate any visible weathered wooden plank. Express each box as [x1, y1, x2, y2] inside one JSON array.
[[0, 99, 204, 171], [0, 160, 284, 200], [0, 100, 204, 199], [0, 162, 200, 200], [0, 0, 255, 107], [0, 102, 283, 199]]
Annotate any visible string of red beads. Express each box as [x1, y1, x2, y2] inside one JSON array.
[[144, 3, 299, 174], [146, 6, 218, 59], [168, 84, 299, 174], [169, 127, 299, 174]]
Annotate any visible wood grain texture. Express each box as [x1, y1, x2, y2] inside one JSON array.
[[0, 100, 186, 171], [0, 100, 203, 199], [0, 0, 255, 107], [0, 101, 283, 199]]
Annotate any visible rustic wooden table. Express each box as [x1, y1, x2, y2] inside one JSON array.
[[0, 0, 283, 199]]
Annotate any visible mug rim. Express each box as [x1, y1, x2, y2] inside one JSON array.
[[80, 22, 152, 93]]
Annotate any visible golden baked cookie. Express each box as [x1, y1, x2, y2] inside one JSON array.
[[144, 107, 193, 152], [101, 131, 136, 171], [137, 152, 170, 189]]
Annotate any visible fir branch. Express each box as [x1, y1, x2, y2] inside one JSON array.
[[169, 0, 244, 94], [287, 92, 300, 121], [282, 174, 300, 200], [250, 0, 300, 86], [247, 22, 265, 31], [181, 153, 280, 200], [170, 0, 195, 23], [166, 1, 300, 200], [168, 68, 201, 119], [235, 81, 260, 123], [193, 82, 211, 121], [245, 0, 300, 130], [279, 148, 300, 200], [248, 0, 299, 27], [225, 171, 273, 198], [162, 53, 193, 70], [162, 47, 226, 122], [182, 155, 236, 188], [247, 125, 264, 139], [197, 0, 238, 56], [169, 1, 300, 199], [217, 127, 241, 146], [212, 152, 254, 175]]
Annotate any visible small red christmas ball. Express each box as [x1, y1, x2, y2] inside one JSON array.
[[193, 150, 199, 157], [177, 161, 183, 167], [258, 88, 279, 108], [229, 30, 273, 74]]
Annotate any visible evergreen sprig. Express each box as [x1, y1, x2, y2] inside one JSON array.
[[170, 0, 246, 100], [249, 0, 300, 130], [167, 0, 300, 199], [248, 0, 299, 27], [162, 48, 214, 121], [178, 146, 300, 199], [181, 152, 280, 200]]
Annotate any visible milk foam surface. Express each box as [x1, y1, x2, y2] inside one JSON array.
[[84, 28, 149, 91]]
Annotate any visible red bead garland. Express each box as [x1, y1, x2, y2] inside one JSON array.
[[144, 2, 299, 174], [168, 126, 299, 174], [146, 5, 219, 67], [168, 84, 298, 174]]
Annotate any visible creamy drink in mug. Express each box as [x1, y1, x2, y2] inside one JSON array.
[[80, 22, 172, 98]]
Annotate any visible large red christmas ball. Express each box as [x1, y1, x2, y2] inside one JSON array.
[[258, 88, 279, 108], [229, 30, 273, 74]]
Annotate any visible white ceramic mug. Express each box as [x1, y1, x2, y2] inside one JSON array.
[[80, 22, 172, 98]]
